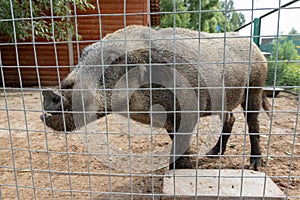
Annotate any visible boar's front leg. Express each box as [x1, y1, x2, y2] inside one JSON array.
[[165, 113, 195, 170], [168, 131, 193, 170]]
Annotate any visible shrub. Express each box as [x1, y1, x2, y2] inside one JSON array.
[[266, 37, 299, 93], [266, 61, 300, 93], [282, 62, 300, 93]]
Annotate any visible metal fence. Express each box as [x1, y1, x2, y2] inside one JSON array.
[[0, 0, 299, 199]]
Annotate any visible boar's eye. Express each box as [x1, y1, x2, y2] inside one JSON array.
[[52, 96, 61, 104]]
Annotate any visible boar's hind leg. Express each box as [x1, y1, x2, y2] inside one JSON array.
[[207, 113, 235, 156], [241, 89, 262, 171]]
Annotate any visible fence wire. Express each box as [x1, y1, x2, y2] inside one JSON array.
[[0, 0, 299, 199]]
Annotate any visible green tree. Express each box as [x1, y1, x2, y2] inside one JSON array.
[[272, 37, 299, 61], [0, 0, 94, 42], [185, 0, 220, 30], [288, 27, 300, 41], [289, 27, 298, 35], [266, 28, 300, 92], [160, 0, 190, 28], [220, 0, 245, 31], [183, 0, 245, 32]]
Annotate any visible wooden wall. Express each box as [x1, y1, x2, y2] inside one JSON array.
[[0, 0, 152, 87]]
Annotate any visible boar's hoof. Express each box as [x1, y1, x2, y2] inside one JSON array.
[[206, 147, 222, 158], [206, 146, 228, 159], [248, 156, 261, 171], [169, 156, 193, 170]]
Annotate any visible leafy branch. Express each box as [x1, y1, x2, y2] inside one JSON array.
[[0, 0, 94, 42]]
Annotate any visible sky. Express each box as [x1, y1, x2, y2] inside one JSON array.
[[233, 0, 300, 36]]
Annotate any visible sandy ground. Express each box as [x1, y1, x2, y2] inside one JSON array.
[[0, 89, 299, 199]]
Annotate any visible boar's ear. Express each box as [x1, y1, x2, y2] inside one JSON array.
[[42, 90, 61, 99], [138, 65, 147, 84], [137, 48, 176, 86], [61, 69, 76, 89], [61, 79, 75, 89], [138, 64, 175, 87], [105, 49, 123, 65]]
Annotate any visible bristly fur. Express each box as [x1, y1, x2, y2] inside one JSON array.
[[41, 25, 270, 171]]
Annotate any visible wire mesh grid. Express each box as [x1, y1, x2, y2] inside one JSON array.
[[0, 0, 299, 199]]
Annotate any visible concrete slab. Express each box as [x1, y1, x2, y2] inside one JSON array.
[[163, 169, 285, 200]]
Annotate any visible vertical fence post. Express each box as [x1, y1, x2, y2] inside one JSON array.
[[67, 2, 74, 70], [253, 18, 261, 47]]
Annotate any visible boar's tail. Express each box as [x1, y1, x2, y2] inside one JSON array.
[[262, 91, 271, 118]]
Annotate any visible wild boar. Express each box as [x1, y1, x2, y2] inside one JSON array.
[[40, 25, 270, 171]]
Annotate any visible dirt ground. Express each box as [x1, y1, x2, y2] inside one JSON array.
[[0, 89, 299, 199]]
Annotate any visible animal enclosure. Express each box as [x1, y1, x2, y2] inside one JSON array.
[[0, 0, 299, 199]]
